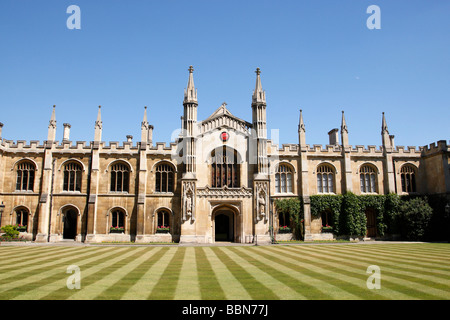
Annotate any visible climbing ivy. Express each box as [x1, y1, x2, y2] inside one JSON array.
[[274, 198, 304, 240], [310, 194, 342, 235]]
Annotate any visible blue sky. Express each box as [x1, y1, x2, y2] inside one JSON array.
[[0, 0, 449, 148]]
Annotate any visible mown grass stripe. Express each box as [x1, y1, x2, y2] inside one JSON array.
[[0, 247, 121, 300], [220, 247, 303, 300], [58, 247, 148, 300], [227, 247, 313, 300], [0, 246, 60, 262], [120, 247, 178, 300], [321, 244, 450, 280], [272, 246, 420, 300], [211, 247, 279, 300], [147, 247, 187, 300], [13, 247, 138, 300], [233, 246, 334, 300], [92, 247, 168, 300], [194, 247, 226, 300], [352, 244, 450, 264], [249, 247, 367, 300], [173, 247, 201, 300], [269, 246, 448, 300], [67, 247, 153, 300], [201, 247, 251, 300], [0, 247, 90, 276], [367, 244, 450, 258], [311, 245, 450, 276], [0, 247, 109, 289], [0, 247, 85, 272], [329, 244, 450, 268]]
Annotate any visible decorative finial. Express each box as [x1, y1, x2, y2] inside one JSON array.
[[255, 68, 261, 75], [188, 65, 194, 73]]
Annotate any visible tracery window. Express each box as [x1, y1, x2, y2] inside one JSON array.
[[110, 162, 130, 192], [155, 163, 174, 193], [157, 210, 170, 228], [63, 162, 82, 192], [110, 209, 125, 229], [401, 164, 417, 193], [15, 208, 29, 231], [16, 161, 35, 191], [317, 164, 335, 193], [360, 164, 377, 193], [211, 147, 240, 188], [275, 164, 293, 193]]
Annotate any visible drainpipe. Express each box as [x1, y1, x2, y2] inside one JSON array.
[[47, 159, 56, 242]]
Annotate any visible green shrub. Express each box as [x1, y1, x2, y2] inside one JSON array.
[[1, 225, 20, 239], [398, 197, 432, 241]]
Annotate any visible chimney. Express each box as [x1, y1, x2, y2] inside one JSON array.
[[148, 125, 154, 145], [63, 123, 71, 141], [126, 135, 133, 143], [389, 135, 395, 149], [328, 128, 339, 146]]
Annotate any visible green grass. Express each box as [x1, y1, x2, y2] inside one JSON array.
[[0, 243, 449, 300]]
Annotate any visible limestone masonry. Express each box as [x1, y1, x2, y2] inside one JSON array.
[[0, 67, 449, 243]]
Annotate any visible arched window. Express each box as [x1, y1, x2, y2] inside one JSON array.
[[15, 208, 29, 231], [211, 147, 240, 188], [16, 161, 35, 191], [63, 162, 82, 192], [110, 162, 130, 192], [360, 164, 377, 193], [401, 164, 417, 193], [275, 164, 293, 193], [278, 211, 290, 228], [110, 209, 125, 232], [157, 210, 171, 229], [321, 210, 333, 227], [155, 163, 174, 193], [317, 164, 335, 193]]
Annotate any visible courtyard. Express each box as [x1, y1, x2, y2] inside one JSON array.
[[0, 242, 448, 300]]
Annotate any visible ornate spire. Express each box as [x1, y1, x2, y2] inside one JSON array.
[[381, 112, 391, 148], [141, 106, 153, 144], [184, 65, 198, 104], [142, 106, 148, 128], [252, 68, 266, 104], [47, 105, 56, 141], [341, 111, 348, 133], [94, 105, 102, 142], [341, 111, 349, 146], [298, 109, 306, 147], [298, 109, 305, 133], [381, 112, 389, 134]]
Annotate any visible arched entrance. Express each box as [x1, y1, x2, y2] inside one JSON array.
[[63, 209, 78, 240], [214, 210, 235, 242]]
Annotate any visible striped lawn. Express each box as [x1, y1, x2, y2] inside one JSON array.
[[0, 243, 449, 300]]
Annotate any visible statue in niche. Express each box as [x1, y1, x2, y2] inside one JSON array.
[[185, 192, 192, 218], [258, 191, 266, 217]]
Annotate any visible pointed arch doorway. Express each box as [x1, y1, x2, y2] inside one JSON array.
[[212, 207, 237, 243], [62, 207, 79, 240]]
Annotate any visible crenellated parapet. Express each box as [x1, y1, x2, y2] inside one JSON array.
[[421, 140, 449, 156]]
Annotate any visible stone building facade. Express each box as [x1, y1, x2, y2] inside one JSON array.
[[0, 67, 449, 243]]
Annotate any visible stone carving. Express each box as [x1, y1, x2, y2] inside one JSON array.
[[255, 181, 268, 222], [197, 185, 252, 198], [182, 181, 196, 222]]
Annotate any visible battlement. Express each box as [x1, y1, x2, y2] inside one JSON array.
[[421, 140, 449, 155], [0, 138, 177, 154]]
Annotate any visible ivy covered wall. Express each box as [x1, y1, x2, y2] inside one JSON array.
[[274, 193, 449, 241]]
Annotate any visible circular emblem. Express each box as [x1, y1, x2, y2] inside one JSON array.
[[220, 131, 229, 142]]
